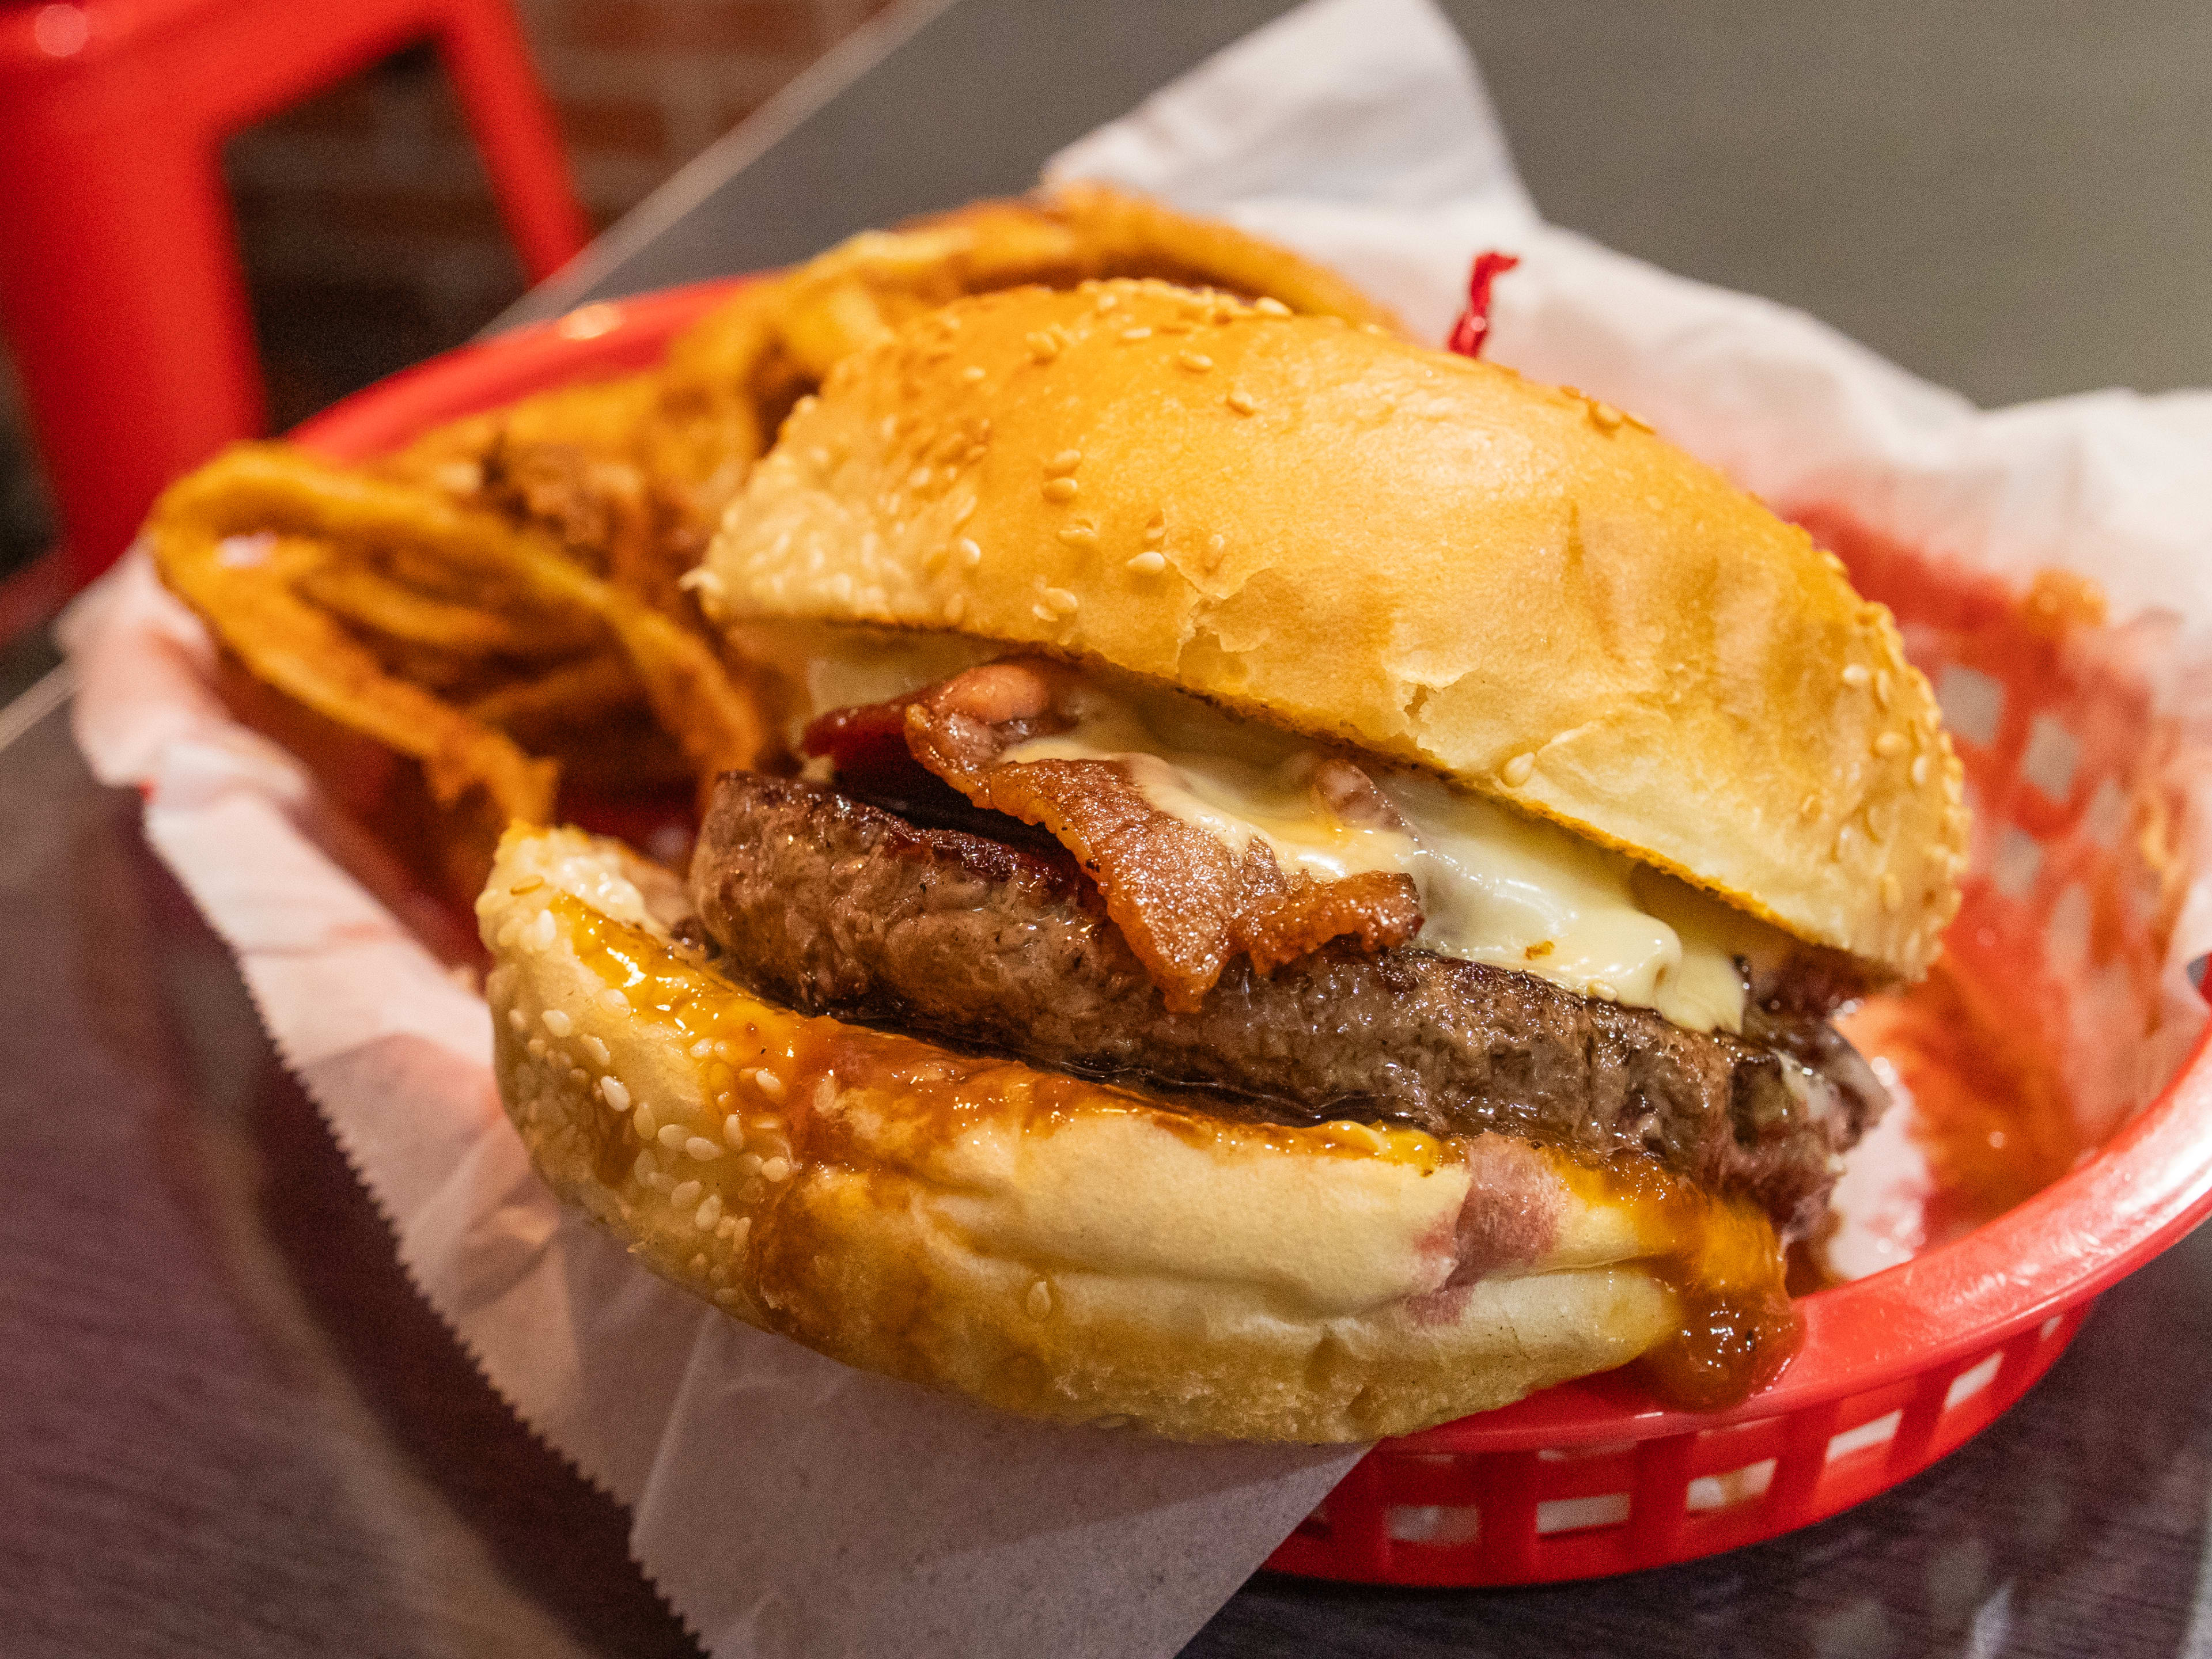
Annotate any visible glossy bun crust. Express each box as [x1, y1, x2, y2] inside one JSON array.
[[476, 825, 1796, 1442], [700, 281, 1967, 978]]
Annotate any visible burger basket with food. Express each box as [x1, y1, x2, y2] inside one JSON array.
[[93, 186, 2212, 1589]]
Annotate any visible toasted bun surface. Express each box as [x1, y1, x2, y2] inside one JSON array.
[[700, 281, 1967, 978], [479, 825, 1785, 1442]]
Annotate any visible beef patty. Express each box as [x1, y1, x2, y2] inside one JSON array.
[[690, 771, 1886, 1239]]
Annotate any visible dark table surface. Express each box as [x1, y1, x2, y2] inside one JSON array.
[[11, 3, 2212, 1654]]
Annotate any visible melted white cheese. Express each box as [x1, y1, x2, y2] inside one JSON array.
[[786, 629, 1783, 1033]]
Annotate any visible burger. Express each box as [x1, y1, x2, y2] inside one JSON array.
[[476, 278, 1968, 1441]]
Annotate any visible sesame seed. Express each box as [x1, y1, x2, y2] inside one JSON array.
[[755, 1069, 786, 1101], [509, 876, 544, 896], [1588, 402, 1624, 431], [1126, 551, 1168, 575], [1874, 732, 1908, 757], [695, 1192, 722, 1229], [957, 537, 982, 567], [1046, 449, 1082, 475], [1800, 793, 1821, 820], [634, 1149, 658, 1180], [1254, 297, 1290, 316], [1056, 525, 1098, 549], [568, 1067, 586, 1088], [1043, 477, 1079, 502], [942, 593, 967, 624], [1120, 325, 1153, 342], [527, 1036, 546, 1060], [1842, 664, 1871, 689], [1027, 1281, 1052, 1320], [1910, 754, 1931, 787], [600, 988, 628, 1012], [1044, 587, 1080, 614], [507, 1009, 527, 1034], [689, 1038, 713, 1058], [540, 1008, 571, 1037], [1875, 670, 1893, 709], [1176, 351, 1214, 372], [1096, 292, 1119, 312], [634, 1103, 657, 1138], [960, 365, 986, 382], [582, 1036, 609, 1068], [1225, 391, 1257, 415], [724, 1114, 746, 1149], [600, 1075, 631, 1112], [658, 1123, 687, 1150], [729, 1217, 751, 1249], [1501, 752, 1536, 787], [1032, 604, 1057, 623], [529, 910, 556, 951], [686, 1135, 722, 1162], [671, 1180, 702, 1209], [761, 1157, 793, 1183], [1589, 980, 1618, 1001]]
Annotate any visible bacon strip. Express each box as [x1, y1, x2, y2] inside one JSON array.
[[806, 658, 1422, 1012]]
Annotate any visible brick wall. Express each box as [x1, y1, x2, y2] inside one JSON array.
[[222, 0, 889, 421]]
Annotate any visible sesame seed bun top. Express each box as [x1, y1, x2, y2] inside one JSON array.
[[698, 279, 1967, 979]]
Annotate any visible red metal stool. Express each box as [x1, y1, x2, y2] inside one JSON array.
[[0, 0, 590, 588]]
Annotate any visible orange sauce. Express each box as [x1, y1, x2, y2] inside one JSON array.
[[1840, 956, 2083, 1247], [546, 891, 1456, 1191], [1552, 1155, 1800, 1410]]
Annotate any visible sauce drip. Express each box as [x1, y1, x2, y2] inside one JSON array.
[[1552, 1154, 1801, 1410]]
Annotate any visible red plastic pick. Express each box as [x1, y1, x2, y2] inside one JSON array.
[[1446, 251, 1521, 358]]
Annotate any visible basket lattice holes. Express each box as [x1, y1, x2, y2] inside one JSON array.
[[1270, 519, 2196, 1586]]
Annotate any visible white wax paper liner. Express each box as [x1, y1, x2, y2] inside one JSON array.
[[62, 0, 2212, 1652]]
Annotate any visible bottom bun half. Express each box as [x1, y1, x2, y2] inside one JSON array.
[[477, 825, 1782, 1442]]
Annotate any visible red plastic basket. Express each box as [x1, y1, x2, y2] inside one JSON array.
[[290, 280, 2212, 1588]]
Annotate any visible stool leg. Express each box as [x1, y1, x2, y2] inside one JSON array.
[[433, 0, 589, 286], [0, 94, 262, 582]]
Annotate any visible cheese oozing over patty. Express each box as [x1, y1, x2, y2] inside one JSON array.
[[777, 627, 1793, 1035]]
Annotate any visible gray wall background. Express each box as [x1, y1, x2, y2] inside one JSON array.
[[525, 0, 2211, 412]]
